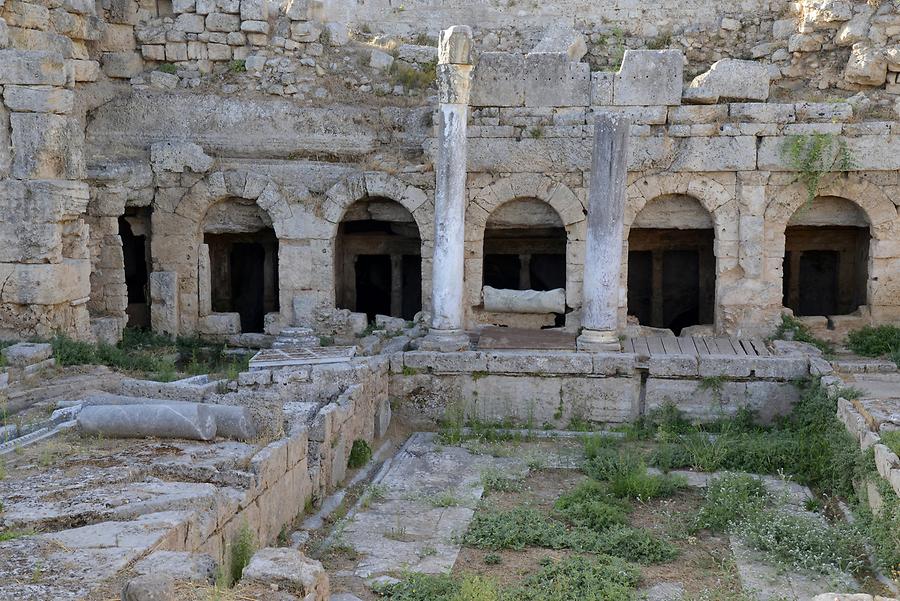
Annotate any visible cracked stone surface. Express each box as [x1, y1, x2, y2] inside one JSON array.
[[336, 432, 527, 578]]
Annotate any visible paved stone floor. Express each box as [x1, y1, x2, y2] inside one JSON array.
[[333, 432, 527, 579]]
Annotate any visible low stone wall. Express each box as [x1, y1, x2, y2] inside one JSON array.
[[157, 356, 390, 570], [390, 350, 811, 426]]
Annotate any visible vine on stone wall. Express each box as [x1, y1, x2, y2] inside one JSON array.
[[782, 133, 856, 208]]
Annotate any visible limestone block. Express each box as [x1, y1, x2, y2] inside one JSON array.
[[648, 354, 699, 377], [836, 12, 871, 46], [471, 52, 525, 106], [240, 20, 268, 33], [207, 43, 230, 60], [10, 112, 83, 179], [591, 71, 613, 105], [91, 316, 123, 344], [199, 312, 241, 334], [749, 356, 809, 379], [101, 23, 137, 52], [1, 342, 52, 367], [3, 84, 74, 113], [165, 42, 188, 61], [614, 49, 682, 106], [241, 547, 329, 601], [121, 574, 175, 601], [173, 0, 196, 12], [150, 70, 179, 89], [134, 551, 216, 584], [845, 42, 887, 86], [794, 101, 852, 121], [101, 51, 143, 78], [369, 49, 393, 71], [290, 20, 320, 42], [486, 351, 592, 374], [240, 0, 267, 21], [532, 23, 587, 61], [524, 52, 589, 107], [874, 443, 899, 480], [282, 0, 307, 19], [729, 102, 795, 123], [684, 59, 770, 104], [0, 50, 66, 85], [438, 25, 472, 65], [560, 377, 637, 423], [592, 352, 636, 376], [323, 22, 349, 45], [671, 136, 756, 172], [699, 355, 753, 377], [4, 2, 50, 29], [205, 12, 240, 32], [174, 13, 204, 32], [149, 271, 179, 335], [482, 286, 565, 314], [150, 140, 213, 173], [68, 58, 100, 81]]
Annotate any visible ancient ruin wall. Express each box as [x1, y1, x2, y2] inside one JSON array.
[[2, 0, 900, 339]]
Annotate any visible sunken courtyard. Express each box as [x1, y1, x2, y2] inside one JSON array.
[[1, 0, 900, 599]]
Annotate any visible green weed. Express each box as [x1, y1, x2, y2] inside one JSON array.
[[772, 314, 833, 356], [694, 473, 770, 532], [228, 522, 256, 586], [847, 325, 900, 365], [348, 439, 373, 468]]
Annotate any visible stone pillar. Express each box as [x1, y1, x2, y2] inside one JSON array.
[[422, 25, 474, 352], [577, 113, 630, 352], [390, 254, 403, 317], [198, 243, 212, 316]]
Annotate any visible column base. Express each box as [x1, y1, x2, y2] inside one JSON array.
[[576, 328, 621, 352], [419, 328, 470, 352]]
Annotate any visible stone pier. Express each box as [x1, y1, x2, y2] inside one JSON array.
[[577, 113, 631, 352], [421, 26, 474, 352]]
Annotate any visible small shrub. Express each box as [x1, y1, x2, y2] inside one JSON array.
[[515, 555, 639, 601], [781, 133, 855, 208], [584, 447, 685, 500], [554, 480, 630, 530], [348, 439, 373, 468], [158, 62, 178, 74], [882, 430, 900, 456], [855, 486, 900, 579], [228, 59, 246, 73], [480, 467, 524, 493], [228, 522, 256, 586], [483, 553, 501, 565], [461, 507, 676, 563], [736, 509, 866, 574], [847, 325, 900, 364], [389, 60, 436, 90], [695, 473, 770, 532]]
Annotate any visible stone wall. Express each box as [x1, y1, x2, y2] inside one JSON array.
[[389, 350, 811, 426], [2, 0, 900, 341]]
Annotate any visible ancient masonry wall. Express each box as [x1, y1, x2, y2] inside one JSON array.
[[389, 350, 813, 426], [2, 0, 900, 340], [168, 356, 389, 568]]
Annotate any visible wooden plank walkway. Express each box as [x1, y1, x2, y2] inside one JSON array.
[[477, 327, 770, 357]]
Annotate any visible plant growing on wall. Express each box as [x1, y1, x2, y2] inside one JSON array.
[[782, 133, 855, 209]]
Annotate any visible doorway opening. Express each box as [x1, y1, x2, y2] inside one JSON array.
[[627, 195, 716, 335], [782, 197, 869, 317], [335, 198, 422, 322], [120, 208, 152, 329]]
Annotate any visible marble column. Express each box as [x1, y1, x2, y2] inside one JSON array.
[[422, 25, 473, 352], [577, 113, 631, 352]]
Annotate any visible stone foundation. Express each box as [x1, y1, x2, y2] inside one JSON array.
[[390, 350, 811, 426]]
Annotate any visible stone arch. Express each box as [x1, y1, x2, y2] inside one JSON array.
[[466, 175, 585, 316], [764, 175, 900, 319], [324, 172, 432, 245], [623, 174, 737, 331], [151, 170, 297, 335], [323, 172, 432, 317]]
